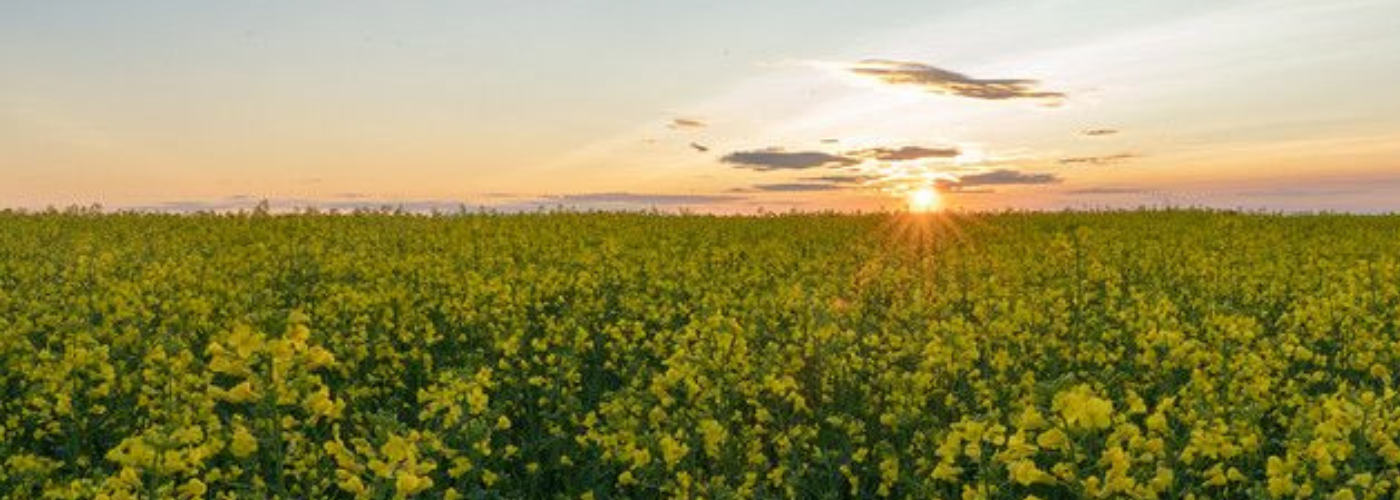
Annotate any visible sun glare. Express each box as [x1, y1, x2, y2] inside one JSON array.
[[908, 187, 940, 212]]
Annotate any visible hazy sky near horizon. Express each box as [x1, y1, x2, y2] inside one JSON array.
[[3, 0, 1400, 212]]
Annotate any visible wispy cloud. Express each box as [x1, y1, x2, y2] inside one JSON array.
[[544, 192, 742, 205], [843, 59, 1066, 104], [749, 183, 846, 192], [128, 192, 745, 214], [1059, 153, 1139, 165], [1236, 188, 1369, 198], [668, 118, 707, 129], [135, 198, 477, 213], [721, 148, 860, 170], [846, 146, 959, 161], [1066, 187, 1151, 195], [800, 174, 875, 185]]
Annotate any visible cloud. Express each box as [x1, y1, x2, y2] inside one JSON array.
[[844, 59, 1066, 104], [947, 188, 997, 194], [1066, 187, 1151, 195], [948, 169, 1061, 189], [668, 118, 706, 129], [750, 183, 846, 192], [721, 148, 860, 170], [1082, 129, 1119, 136], [1058, 153, 1139, 165], [1236, 188, 1368, 198], [127, 192, 745, 214], [690, 142, 710, 153], [134, 198, 478, 213], [544, 192, 742, 205], [721, 144, 962, 171], [800, 174, 874, 185], [847, 146, 959, 161]]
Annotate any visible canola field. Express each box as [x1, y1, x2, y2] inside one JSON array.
[[3, 210, 1400, 500]]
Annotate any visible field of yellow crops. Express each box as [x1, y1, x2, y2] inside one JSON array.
[[3, 210, 1399, 499]]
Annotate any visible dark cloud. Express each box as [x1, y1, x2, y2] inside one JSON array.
[[721, 148, 860, 170], [750, 183, 846, 192], [721, 144, 961, 171], [820, 138, 840, 144], [1082, 129, 1119, 136], [1059, 153, 1139, 165], [950, 169, 1061, 188], [846, 59, 1066, 104], [690, 142, 710, 153], [847, 146, 959, 161], [668, 118, 706, 129]]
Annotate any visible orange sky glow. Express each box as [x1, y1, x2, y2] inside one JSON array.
[[3, 0, 1399, 213]]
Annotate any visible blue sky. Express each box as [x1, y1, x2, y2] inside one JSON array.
[[3, 0, 1399, 212]]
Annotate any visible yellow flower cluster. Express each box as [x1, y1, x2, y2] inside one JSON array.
[[4, 210, 1400, 499]]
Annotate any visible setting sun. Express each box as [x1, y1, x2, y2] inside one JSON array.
[[908, 187, 940, 212]]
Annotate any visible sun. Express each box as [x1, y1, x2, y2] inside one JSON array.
[[907, 187, 940, 212]]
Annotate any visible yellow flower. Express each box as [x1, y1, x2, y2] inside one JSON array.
[[878, 456, 899, 496], [660, 435, 689, 468], [1007, 459, 1051, 486], [1016, 406, 1048, 430], [933, 461, 962, 481], [396, 470, 433, 496], [1053, 385, 1113, 431], [336, 470, 368, 495], [382, 435, 414, 463], [306, 346, 337, 369], [227, 325, 264, 358], [175, 478, 207, 499], [1036, 428, 1070, 451], [306, 387, 342, 420], [467, 387, 490, 415], [231, 425, 258, 458], [699, 419, 727, 459], [219, 380, 258, 404], [172, 425, 204, 445]]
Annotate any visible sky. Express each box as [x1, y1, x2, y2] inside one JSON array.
[[3, 0, 1400, 213]]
